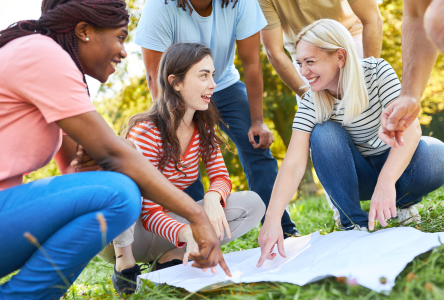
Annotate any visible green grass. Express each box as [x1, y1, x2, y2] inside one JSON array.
[[2, 188, 444, 299]]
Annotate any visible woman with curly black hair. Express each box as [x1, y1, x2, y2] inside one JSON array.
[[0, 1, 229, 298]]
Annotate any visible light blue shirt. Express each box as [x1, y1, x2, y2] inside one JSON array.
[[134, 0, 267, 92]]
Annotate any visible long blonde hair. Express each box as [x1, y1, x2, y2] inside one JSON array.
[[295, 19, 369, 125]]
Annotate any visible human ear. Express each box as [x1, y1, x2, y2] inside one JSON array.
[[337, 49, 347, 68], [168, 74, 180, 92], [75, 22, 93, 43]]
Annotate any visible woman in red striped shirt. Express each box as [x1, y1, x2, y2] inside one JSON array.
[[101, 43, 265, 295]]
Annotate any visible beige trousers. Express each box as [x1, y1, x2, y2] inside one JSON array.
[[100, 191, 265, 263]]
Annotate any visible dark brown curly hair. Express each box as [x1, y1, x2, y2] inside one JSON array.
[[122, 43, 226, 175]]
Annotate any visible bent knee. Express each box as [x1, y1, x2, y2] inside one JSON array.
[[310, 121, 349, 152], [311, 121, 345, 143], [103, 172, 142, 222], [229, 191, 265, 222]]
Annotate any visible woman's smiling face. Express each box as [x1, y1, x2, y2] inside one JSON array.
[[296, 41, 345, 96], [174, 55, 217, 112], [77, 23, 129, 83]]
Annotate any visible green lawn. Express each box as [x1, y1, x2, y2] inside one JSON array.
[[2, 188, 444, 299]]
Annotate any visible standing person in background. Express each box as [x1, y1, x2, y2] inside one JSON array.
[[134, 0, 299, 239], [259, 0, 383, 102], [379, 0, 444, 147]]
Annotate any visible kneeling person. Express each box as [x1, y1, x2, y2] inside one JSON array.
[[257, 19, 444, 267], [102, 43, 265, 296]]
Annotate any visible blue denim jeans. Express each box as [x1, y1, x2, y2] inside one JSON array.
[[310, 121, 444, 229], [0, 172, 141, 300], [184, 81, 298, 236]]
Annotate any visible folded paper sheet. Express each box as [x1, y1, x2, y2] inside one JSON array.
[[138, 227, 444, 293]]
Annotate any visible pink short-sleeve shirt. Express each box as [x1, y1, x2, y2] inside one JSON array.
[[0, 35, 96, 191]]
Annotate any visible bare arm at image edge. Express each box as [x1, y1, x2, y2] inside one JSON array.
[[237, 32, 274, 149], [350, 0, 383, 58], [424, 0, 444, 53], [141, 47, 163, 101], [378, 0, 439, 146], [260, 26, 308, 98]]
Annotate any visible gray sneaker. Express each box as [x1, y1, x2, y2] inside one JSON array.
[[112, 264, 143, 297], [398, 205, 422, 225]]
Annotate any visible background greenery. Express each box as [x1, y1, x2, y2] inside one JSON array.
[[8, 0, 444, 299]]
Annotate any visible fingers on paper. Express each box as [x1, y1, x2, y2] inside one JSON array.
[[257, 243, 275, 268], [277, 236, 286, 258]]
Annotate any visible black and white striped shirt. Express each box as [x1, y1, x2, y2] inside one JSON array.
[[292, 57, 401, 157]]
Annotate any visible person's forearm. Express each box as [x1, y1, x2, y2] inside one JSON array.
[[400, 15, 439, 102], [243, 61, 265, 123], [265, 156, 306, 223], [141, 47, 162, 101], [267, 51, 307, 98], [147, 73, 159, 101], [425, 0, 444, 52], [204, 191, 222, 203], [378, 119, 422, 184], [54, 135, 78, 174], [361, 21, 383, 58]]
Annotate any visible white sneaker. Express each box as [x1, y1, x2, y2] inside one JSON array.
[[397, 205, 422, 225], [351, 225, 368, 232]]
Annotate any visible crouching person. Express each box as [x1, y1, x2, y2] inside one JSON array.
[[100, 43, 265, 296], [257, 19, 444, 268]]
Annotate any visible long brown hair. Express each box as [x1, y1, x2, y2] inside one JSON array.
[[123, 43, 225, 175], [0, 0, 129, 89]]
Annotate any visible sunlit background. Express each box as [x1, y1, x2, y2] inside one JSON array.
[[0, 0, 144, 101]]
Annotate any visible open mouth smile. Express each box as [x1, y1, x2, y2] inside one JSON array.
[[201, 94, 212, 103], [308, 77, 320, 85], [110, 60, 120, 69]]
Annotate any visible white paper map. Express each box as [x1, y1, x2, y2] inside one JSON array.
[[137, 227, 444, 293]]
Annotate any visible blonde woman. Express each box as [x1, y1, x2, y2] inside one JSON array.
[[256, 19, 444, 267]]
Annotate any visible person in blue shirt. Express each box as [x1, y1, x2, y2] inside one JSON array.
[[113, 0, 298, 286]]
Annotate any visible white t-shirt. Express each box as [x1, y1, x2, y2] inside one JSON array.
[[292, 57, 401, 157]]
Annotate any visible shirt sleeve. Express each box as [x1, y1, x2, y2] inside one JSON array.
[[235, 0, 268, 40], [292, 92, 318, 133], [258, 0, 281, 30], [202, 142, 232, 208], [5, 36, 95, 123], [134, 0, 174, 52], [375, 58, 401, 109], [128, 122, 187, 248]]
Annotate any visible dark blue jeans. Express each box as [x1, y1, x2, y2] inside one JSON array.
[[0, 172, 141, 300], [184, 81, 298, 236], [310, 121, 444, 229]]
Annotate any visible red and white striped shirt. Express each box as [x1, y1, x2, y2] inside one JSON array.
[[128, 121, 232, 248]]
